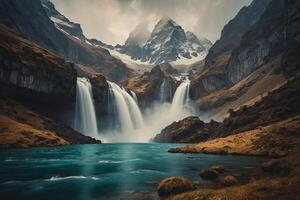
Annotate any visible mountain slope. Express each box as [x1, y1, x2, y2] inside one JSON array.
[[189, 0, 299, 121], [0, 25, 101, 148], [190, 0, 272, 94], [0, 0, 134, 83]]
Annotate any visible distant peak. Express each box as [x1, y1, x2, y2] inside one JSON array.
[[158, 16, 178, 27]]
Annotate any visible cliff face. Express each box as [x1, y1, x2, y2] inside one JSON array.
[[190, 0, 272, 94], [0, 25, 76, 105], [189, 0, 299, 118], [127, 65, 178, 107], [227, 0, 285, 84], [205, 0, 272, 68], [0, 25, 101, 148], [0, 0, 134, 83]]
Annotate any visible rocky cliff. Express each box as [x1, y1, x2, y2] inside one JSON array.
[[0, 25, 76, 105], [153, 116, 220, 143], [0, 25, 101, 148], [189, 0, 299, 119], [190, 0, 272, 94], [0, 0, 134, 83], [227, 0, 285, 84], [127, 65, 178, 107]]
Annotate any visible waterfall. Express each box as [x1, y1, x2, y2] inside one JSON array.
[[74, 77, 98, 138], [160, 79, 173, 102], [107, 81, 144, 133], [130, 91, 138, 103], [170, 77, 190, 115]]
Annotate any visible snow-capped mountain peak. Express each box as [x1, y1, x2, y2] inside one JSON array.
[[41, 0, 85, 41], [110, 17, 212, 65], [125, 22, 150, 47], [40, 2, 212, 67]]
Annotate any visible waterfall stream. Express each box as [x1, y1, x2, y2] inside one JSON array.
[[74, 77, 98, 138], [159, 79, 172, 102], [107, 81, 144, 134], [170, 77, 190, 115]]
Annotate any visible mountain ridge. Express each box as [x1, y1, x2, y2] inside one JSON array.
[[112, 17, 212, 65]]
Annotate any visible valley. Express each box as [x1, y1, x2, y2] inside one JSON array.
[[0, 0, 299, 199]]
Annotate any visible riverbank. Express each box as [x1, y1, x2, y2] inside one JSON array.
[[160, 114, 300, 200]]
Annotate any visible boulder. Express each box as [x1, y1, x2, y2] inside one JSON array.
[[153, 116, 220, 143], [211, 165, 225, 173], [221, 175, 238, 186], [199, 169, 219, 180], [157, 177, 194, 197]]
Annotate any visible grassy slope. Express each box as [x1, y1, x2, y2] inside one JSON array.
[[0, 98, 68, 148]]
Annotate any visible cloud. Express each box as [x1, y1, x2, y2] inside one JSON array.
[[51, 0, 252, 45]]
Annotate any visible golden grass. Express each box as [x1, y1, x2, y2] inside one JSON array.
[[0, 115, 68, 148], [169, 115, 300, 157], [167, 115, 300, 200], [0, 98, 69, 148]]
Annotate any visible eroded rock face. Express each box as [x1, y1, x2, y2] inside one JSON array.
[[190, 0, 282, 98], [227, 0, 285, 84], [228, 40, 269, 84], [89, 74, 109, 129], [90, 74, 109, 104], [0, 25, 77, 105], [205, 0, 271, 68]]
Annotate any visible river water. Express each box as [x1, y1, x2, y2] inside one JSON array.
[[0, 143, 267, 200]]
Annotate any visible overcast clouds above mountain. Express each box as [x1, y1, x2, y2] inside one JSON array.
[[51, 0, 252, 45]]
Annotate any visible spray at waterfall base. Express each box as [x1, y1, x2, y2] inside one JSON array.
[[75, 76, 195, 142]]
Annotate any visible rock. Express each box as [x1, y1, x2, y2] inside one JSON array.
[[211, 165, 225, 173], [199, 169, 219, 180], [189, 0, 272, 95], [157, 177, 194, 197], [221, 175, 238, 186], [0, 25, 77, 105], [127, 65, 177, 107], [159, 63, 178, 75], [90, 74, 109, 103], [262, 159, 291, 176], [153, 116, 220, 143]]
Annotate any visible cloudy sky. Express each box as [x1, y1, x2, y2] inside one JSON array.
[[52, 0, 252, 45]]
